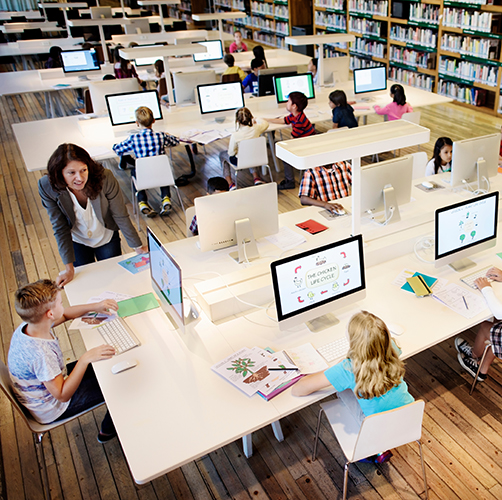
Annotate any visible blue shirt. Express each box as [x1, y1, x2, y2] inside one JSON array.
[[242, 73, 258, 93], [332, 105, 358, 129], [112, 128, 179, 158]]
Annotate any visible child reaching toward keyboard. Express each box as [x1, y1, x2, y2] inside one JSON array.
[[373, 84, 413, 121], [8, 279, 118, 444], [456, 267, 502, 382]]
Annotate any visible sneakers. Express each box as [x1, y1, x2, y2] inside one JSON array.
[[159, 196, 172, 216], [229, 183, 237, 191], [455, 337, 473, 358], [254, 178, 265, 185], [277, 179, 295, 190], [457, 353, 487, 382], [139, 201, 157, 218], [97, 430, 117, 444], [359, 450, 393, 464]]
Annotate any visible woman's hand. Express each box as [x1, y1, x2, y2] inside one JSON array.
[[486, 267, 502, 282], [475, 277, 491, 290], [135, 245, 148, 254], [56, 264, 75, 287], [93, 300, 119, 315], [82, 345, 116, 363]]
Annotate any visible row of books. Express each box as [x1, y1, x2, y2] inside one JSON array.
[[348, 0, 388, 16], [437, 79, 489, 106], [253, 31, 286, 48], [348, 17, 383, 37], [350, 55, 381, 69], [389, 66, 435, 91], [352, 37, 386, 58], [440, 34, 499, 59], [389, 46, 435, 69], [315, 0, 344, 9], [390, 26, 437, 48], [439, 57, 498, 86], [409, 4, 440, 25], [315, 11, 347, 30], [442, 8, 492, 32], [251, 1, 274, 16], [323, 43, 349, 58]]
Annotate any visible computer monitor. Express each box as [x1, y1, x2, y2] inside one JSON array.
[[257, 66, 298, 97], [90, 6, 112, 19], [105, 89, 162, 126], [192, 40, 223, 64], [147, 227, 198, 331], [61, 49, 100, 79], [173, 70, 217, 105], [132, 44, 163, 66], [88, 78, 141, 115], [273, 73, 315, 104], [195, 183, 279, 262], [361, 155, 414, 224], [435, 191, 498, 271], [323, 56, 350, 84], [196, 81, 244, 121], [353, 66, 387, 95], [271, 235, 366, 332], [449, 133, 500, 189]]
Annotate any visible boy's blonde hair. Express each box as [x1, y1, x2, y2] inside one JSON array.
[[347, 311, 405, 400], [135, 106, 154, 128], [15, 279, 61, 324]]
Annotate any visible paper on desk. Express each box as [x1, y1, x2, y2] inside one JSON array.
[[179, 129, 204, 142], [432, 283, 487, 319], [87, 145, 113, 159], [191, 130, 227, 144], [284, 343, 328, 374], [265, 226, 306, 251], [251, 347, 298, 396], [117, 293, 159, 318], [118, 254, 150, 274]]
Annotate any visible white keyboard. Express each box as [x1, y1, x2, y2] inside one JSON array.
[[97, 318, 140, 355], [460, 265, 492, 290], [317, 336, 350, 363]]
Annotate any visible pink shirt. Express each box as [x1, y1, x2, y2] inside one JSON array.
[[229, 41, 248, 53], [374, 101, 413, 121]]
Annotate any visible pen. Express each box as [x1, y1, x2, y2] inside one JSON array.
[[269, 367, 299, 371], [462, 295, 469, 310]]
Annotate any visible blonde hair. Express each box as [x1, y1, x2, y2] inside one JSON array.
[[347, 311, 405, 400], [235, 107, 253, 129], [135, 106, 154, 127], [15, 279, 60, 324]]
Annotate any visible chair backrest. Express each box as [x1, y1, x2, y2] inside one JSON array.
[[236, 136, 268, 170], [134, 155, 176, 191], [352, 400, 425, 462], [411, 151, 428, 179], [222, 73, 241, 84], [402, 111, 421, 125], [185, 205, 196, 237]]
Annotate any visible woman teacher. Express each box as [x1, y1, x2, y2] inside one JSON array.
[[39, 143, 147, 286]]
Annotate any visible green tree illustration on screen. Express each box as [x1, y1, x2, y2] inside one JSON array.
[[471, 230, 476, 240], [460, 233, 465, 244], [227, 358, 255, 377]]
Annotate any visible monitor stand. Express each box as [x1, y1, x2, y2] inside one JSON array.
[[477, 157, 489, 191], [448, 258, 476, 273], [371, 185, 401, 225], [306, 312, 340, 333], [78, 75, 90, 81], [229, 218, 259, 263]]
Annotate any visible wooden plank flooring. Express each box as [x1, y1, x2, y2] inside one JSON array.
[[1, 81, 502, 499]]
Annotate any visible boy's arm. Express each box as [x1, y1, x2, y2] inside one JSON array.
[[53, 299, 119, 327], [163, 132, 179, 148], [300, 195, 344, 213], [112, 136, 134, 156], [265, 117, 286, 124]]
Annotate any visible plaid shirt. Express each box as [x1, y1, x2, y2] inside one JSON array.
[[112, 128, 179, 158], [299, 162, 352, 202], [189, 215, 198, 235]]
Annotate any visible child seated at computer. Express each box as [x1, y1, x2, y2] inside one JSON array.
[[308, 58, 318, 86], [292, 310, 414, 463], [266, 91, 316, 190], [112, 106, 180, 217], [8, 279, 118, 443], [298, 161, 351, 214], [113, 46, 145, 88], [456, 268, 502, 383], [425, 137, 453, 176], [220, 107, 269, 189], [222, 54, 246, 82], [329, 90, 358, 129], [373, 84, 413, 121], [242, 58, 266, 94], [189, 177, 229, 236], [229, 30, 248, 53]]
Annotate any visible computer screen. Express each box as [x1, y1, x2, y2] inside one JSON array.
[[105, 90, 162, 126], [271, 235, 366, 330], [273, 73, 315, 104], [353, 66, 387, 94], [192, 40, 223, 62], [435, 191, 498, 269], [196, 81, 244, 115], [257, 66, 297, 96], [61, 49, 100, 74]]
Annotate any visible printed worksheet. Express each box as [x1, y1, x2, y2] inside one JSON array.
[[432, 283, 487, 319]]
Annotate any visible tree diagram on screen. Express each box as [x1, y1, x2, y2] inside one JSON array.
[[458, 211, 479, 245]]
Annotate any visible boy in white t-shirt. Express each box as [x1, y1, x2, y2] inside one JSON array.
[[8, 279, 118, 443]]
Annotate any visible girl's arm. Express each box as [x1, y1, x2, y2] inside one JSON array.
[[373, 102, 392, 115], [476, 278, 502, 320], [291, 371, 331, 396]]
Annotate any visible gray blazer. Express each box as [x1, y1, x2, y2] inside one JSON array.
[[38, 169, 142, 265]]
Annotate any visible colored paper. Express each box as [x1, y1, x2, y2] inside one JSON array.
[[117, 293, 159, 318]]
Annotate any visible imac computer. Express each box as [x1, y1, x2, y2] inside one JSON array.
[[147, 228, 198, 332], [88, 78, 141, 115], [192, 40, 223, 67], [271, 235, 366, 332], [435, 191, 498, 272], [323, 56, 350, 84], [273, 73, 315, 105], [195, 183, 279, 262], [257, 66, 297, 97], [173, 70, 217, 105], [353, 66, 387, 95], [361, 155, 414, 224], [196, 81, 244, 122], [61, 49, 100, 80], [448, 133, 500, 190], [90, 6, 113, 19]]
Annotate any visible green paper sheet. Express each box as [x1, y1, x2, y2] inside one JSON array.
[[117, 293, 159, 318]]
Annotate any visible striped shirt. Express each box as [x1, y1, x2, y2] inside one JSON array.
[[112, 128, 179, 158], [299, 162, 352, 202], [284, 111, 315, 138]]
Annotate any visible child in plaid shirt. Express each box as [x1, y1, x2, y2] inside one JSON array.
[[113, 106, 179, 217]]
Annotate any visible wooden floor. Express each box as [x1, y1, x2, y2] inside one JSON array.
[[2, 75, 502, 499]]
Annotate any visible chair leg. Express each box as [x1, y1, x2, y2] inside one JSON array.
[[266, 165, 273, 183], [470, 342, 492, 395], [343, 462, 350, 500], [312, 408, 324, 462], [234, 170, 238, 189], [174, 185, 185, 214], [35, 432, 50, 500], [417, 440, 428, 500]]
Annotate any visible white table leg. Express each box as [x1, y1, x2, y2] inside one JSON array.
[[242, 433, 253, 458], [271, 420, 284, 442], [267, 131, 280, 172]]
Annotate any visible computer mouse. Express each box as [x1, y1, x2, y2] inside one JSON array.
[[421, 181, 435, 189], [111, 359, 138, 374], [387, 323, 405, 336], [333, 206, 347, 215]]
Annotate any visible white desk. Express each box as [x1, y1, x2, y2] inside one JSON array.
[[137, 0, 179, 33], [0, 21, 63, 33], [38, 2, 87, 38], [192, 11, 246, 42], [0, 10, 44, 20]]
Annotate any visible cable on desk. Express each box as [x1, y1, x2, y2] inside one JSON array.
[[461, 177, 489, 196], [366, 206, 395, 226], [414, 235, 434, 263]]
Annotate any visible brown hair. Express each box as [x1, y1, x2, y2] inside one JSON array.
[[135, 106, 154, 127], [46, 144, 104, 199], [235, 107, 254, 128], [288, 91, 308, 112], [15, 279, 61, 324], [154, 59, 164, 78]]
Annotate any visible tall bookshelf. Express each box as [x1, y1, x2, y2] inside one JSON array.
[[312, 0, 502, 115]]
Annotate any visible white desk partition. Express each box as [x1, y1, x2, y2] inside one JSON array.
[[111, 29, 208, 45], [0, 11, 44, 20], [137, 0, 180, 33], [192, 11, 247, 42], [0, 21, 62, 33], [38, 2, 88, 38]]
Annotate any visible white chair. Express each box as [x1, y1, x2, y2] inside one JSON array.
[[131, 155, 185, 231], [185, 205, 196, 237], [402, 111, 421, 125], [231, 136, 273, 188], [411, 151, 428, 180], [312, 392, 428, 500], [0, 359, 105, 500]]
